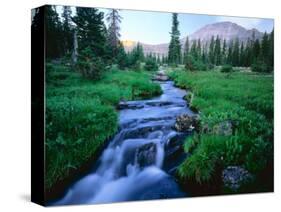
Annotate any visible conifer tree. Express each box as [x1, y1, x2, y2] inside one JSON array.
[[72, 8, 107, 58], [190, 40, 197, 59], [227, 40, 233, 65], [252, 39, 261, 62], [268, 30, 274, 69], [168, 13, 181, 65], [106, 9, 122, 60], [183, 36, 190, 64], [62, 6, 73, 55], [208, 36, 215, 64], [221, 39, 227, 64], [214, 36, 221, 65], [45, 6, 64, 59], [239, 42, 245, 66], [261, 32, 269, 64], [197, 39, 202, 60], [232, 38, 240, 66]]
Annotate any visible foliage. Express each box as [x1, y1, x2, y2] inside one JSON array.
[[128, 43, 145, 68], [251, 61, 269, 73], [61, 6, 74, 55], [178, 135, 226, 184], [116, 42, 129, 69], [184, 55, 207, 71], [182, 31, 274, 71], [144, 58, 159, 71], [72, 7, 106, 58], [44, 6, 65, 58], [46, 63, 162, 189], [106, 9, 122, 59], [220, 64, 233, 73], [170, 70, 273, 185], [46, 97, 117, 188], [168, 13, 181, 65], [76, 47, 105, 80]]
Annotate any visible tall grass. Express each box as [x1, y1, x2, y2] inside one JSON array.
[[169, 70, 273, 188], [46, 63, 162, 189]]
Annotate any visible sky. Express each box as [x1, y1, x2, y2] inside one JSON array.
[[56, 6, 274, 45]]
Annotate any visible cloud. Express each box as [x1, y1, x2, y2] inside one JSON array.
[[216, 16, 262, 29]]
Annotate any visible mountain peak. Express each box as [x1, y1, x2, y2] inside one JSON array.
[[123, 21, 265, 55], [189, 21, 263, 42]]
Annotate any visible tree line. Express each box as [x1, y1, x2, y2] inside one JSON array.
[[168, 13, 274, 72], [32, 6, 274, 76], [32, 6, 160, 80]]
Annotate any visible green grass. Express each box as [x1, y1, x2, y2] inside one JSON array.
[[46, 63, 162, 189], [168, 70, 273, 187]]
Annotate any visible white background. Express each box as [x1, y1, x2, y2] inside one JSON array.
[[0, 0, 280, 211]]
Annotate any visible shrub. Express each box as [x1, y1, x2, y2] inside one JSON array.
[[185, 55, 207, 71], [77, 47, 105, 80], [144, 58, 158, 71], [132, 60, 142, 71], [220, 64, 233, 73], [46, 63, 55, 82], [251, 61, 269, 73]]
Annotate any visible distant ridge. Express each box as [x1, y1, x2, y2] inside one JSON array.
[[123, 21, 265, 56]]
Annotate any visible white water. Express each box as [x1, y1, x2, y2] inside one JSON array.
[[52, 80, 194, 205]]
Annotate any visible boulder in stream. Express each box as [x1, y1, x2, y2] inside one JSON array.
[[153, 75, 169, 81], [153, 70, 169, 81], [135, 143, 157, 168]]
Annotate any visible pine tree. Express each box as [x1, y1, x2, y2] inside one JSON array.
[[244, 38, 253, 67], [221, 39, 227, 64], [214, 36, 221, 65], [45, 6, 64, 59], [227, 40, 233, 65], [183, 36, 190, 64], [116, 42, 128, 69], [129, 42, 144, 67], [268, 30, 274, 69], [190, 40, 197, 59], [261, 32, 269, 65], [208, 36, 215, 64], [62, 6, 73, 55], [201, 44, 207, 64], [197, 39, 202, 60], [239, 42, 245, 66], [72, 8, 107, 58], [106, 9, 122, 61], [168, 13, 181, 65], [252, 39, 261, 62], [232, 38, 240, 66]]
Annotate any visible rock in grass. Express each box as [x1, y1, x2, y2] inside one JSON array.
[[175, 114, 200, 132], [213, 121, 233, 136], [222, 166, 254, 192], [202, 120, 235, 136]]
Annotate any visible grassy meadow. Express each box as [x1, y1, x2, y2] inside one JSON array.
[[46, 63, 161, 189], [168, 69, 273, 192]]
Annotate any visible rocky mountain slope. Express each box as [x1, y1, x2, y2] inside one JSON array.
[[122, 21, 264, 56]]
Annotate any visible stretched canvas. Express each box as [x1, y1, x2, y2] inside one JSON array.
[[31, 4, 274, 206]]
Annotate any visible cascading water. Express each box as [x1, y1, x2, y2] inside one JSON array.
[[52, 78, 194, 205]]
